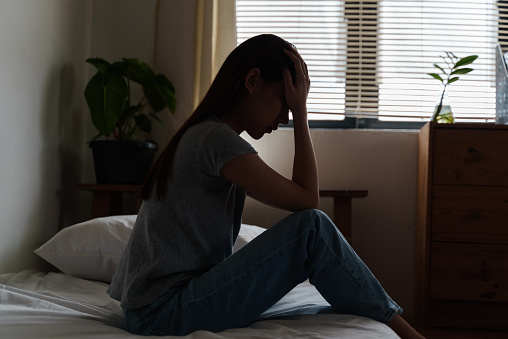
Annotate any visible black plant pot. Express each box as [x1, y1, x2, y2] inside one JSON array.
[[89, 140, 158, 185]]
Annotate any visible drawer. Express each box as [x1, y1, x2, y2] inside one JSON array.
[[427, 299, 508, 330], [432, 128, 508, 186], [429, 242, 508, 303], [431, 185, 508, 243]]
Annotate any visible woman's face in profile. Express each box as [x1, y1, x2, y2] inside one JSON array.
[[242, 79, 289, 140]]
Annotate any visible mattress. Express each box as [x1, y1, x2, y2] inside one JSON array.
[[0, 269, 399, 338]]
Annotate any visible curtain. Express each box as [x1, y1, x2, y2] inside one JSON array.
[[193, 0, 237, 108], [152, 0, 237, 145]]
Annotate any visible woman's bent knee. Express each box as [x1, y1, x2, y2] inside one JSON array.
[[292, 208, 328, 221], [287, 209, 337, 234]]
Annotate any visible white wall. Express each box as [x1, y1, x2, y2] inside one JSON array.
[[89, 0, 157, 64], [0, 0, 158, 274], [0, 0, 93, 273]]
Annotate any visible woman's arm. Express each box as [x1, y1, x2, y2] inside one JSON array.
[[221, 47, 319, 212], [285, 47, 319, 209]]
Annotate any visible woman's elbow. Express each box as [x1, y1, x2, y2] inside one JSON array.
[[293, 193, 319, 211], [309, 193, 320, 209]]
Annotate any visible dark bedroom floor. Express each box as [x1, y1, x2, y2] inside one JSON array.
[[413, 325, 508, 339]]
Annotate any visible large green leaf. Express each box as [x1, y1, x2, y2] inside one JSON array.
[[159, 86, 177, 114], [143, 84, 165, 112], [143, 83, 177, 113], [84, 70, 128, 136], [111, 61, 128, 75], [433, 64, 446, 74], [122, 58, 156, 86], [428, 73, 444, 82], [451, 68, 473, 75], [86, 57, 111, 74], [156, 74, 176, 95], [152, 74, 176, 113], [453, 55, 478, 69]]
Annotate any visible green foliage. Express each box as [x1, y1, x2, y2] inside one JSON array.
[[428, 52, 477, 122], [84, 58, 177, 141]]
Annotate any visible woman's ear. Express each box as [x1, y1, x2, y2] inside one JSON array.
[[244, 68, 261, 94]]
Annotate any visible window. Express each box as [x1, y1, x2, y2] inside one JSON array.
[[236, 0, 505, 127]]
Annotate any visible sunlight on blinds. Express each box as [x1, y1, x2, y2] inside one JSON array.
[[236, 0, 501, 123], [377, 0, 497, 122]]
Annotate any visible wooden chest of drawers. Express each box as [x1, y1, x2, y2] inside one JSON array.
[[416, 122, 508, 330]]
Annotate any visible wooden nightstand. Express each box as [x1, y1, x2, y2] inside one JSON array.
[[416, 122, 508, 330]]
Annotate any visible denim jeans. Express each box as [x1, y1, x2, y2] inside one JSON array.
[[123, 209, 403, 336]]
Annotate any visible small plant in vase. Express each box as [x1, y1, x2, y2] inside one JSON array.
[[428, 52, 478, 123]]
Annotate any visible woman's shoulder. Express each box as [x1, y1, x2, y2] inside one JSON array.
[[180, 117, 255, 158], [185, 116, 238, 142]]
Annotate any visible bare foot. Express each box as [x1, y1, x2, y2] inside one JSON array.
[[388, 314, 425, 339]]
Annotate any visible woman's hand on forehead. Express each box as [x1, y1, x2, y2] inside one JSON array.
[[282, 47, 310, 117]]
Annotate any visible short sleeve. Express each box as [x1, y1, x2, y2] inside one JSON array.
[[200, 123, 257, 177]]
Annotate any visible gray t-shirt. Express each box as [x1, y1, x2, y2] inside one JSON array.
[[107, 116, 257, 309]]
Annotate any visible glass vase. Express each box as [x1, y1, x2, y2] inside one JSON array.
[[432, 85, 454, 124]]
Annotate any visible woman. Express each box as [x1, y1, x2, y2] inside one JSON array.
[[108, 34, 424, 338]]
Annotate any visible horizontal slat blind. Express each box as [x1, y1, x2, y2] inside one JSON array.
[[236, 0, 502, 123]]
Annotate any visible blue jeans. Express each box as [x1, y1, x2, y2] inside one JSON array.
[[123, 209, 402, 336]]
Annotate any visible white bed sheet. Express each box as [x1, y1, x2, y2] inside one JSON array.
[[0, 270, 399, 338]]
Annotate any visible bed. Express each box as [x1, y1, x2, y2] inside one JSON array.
[[0, 215, 399, 338]]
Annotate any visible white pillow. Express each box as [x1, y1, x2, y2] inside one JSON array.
[[34, 216, 265, 283], [234, 224, 266, 252], [34, 215, 136, 283]]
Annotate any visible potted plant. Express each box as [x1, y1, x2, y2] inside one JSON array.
[[84, 57, 176, 184], [428, 52, 477, 123]]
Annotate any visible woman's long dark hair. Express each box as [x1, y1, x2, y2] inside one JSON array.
[[139, 34, 296, 201]]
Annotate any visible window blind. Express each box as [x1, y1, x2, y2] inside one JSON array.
[[236, 0, 504, 123]]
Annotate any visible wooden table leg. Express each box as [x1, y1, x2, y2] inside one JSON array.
[[319, 190, 368, 244], [91, 191, 123, 219], [333, 197, 353, 242]]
